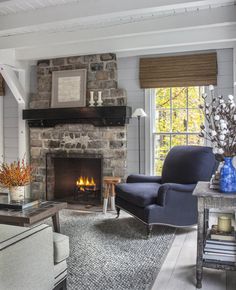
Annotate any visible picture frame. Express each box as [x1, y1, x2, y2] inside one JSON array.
[[51, 69, 87, 108]]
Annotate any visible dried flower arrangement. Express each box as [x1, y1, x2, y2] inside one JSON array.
[[0, 159, 33, 188], [199, 85, 236, 158]]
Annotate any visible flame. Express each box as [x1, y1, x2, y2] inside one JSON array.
[[76, 176, 96, 187]]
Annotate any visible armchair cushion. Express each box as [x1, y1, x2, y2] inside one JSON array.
[[157, 183, 196, 206], [116, 182, 161, 207], [161, 146, 217, 184], [127, 174, 162, 184]]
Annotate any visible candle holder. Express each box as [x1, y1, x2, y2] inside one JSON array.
[[96, 91, 103, 107], [89, 91, 95, 107]]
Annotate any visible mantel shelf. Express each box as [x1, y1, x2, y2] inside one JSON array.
[[23, 106, 132, 127]]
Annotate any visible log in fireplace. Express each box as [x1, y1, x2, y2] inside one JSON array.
[[46, 153, 103, 206]]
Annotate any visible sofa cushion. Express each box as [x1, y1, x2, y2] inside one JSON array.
[[115, 183, 160, 207], [53, 232, 69, 264]]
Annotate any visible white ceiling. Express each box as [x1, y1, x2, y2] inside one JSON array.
[[0, 0, 235, 61], [0, 0, 78, 15]]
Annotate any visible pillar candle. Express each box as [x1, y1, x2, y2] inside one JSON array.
[[218, 216, 232, 232]]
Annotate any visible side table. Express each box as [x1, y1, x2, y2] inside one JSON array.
[[193, 181, 236, 289], [103, 176, 121, 214]]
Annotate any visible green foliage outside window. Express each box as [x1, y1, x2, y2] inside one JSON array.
[[154, 87, 205, 175]]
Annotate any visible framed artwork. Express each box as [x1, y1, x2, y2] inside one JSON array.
[[51, 69, 87, 108]]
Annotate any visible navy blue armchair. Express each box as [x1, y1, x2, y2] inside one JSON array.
[[115, 146, 218, 237]]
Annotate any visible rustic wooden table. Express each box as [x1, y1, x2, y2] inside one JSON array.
[[103, 176, 121, 214], [0, 200, 67, 233], [193, 181, 236, 288]]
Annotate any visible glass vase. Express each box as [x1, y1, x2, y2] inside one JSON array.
[[220, 157, 236, 193]]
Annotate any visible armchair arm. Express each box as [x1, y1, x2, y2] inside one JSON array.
[[127, 174, 162, 183], [157, 183, 196, 206]]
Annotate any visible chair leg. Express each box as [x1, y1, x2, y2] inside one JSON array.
[[147, 225, 153, 239], [116, 207, 120, 218]]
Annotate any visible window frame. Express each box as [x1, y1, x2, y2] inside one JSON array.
[[145, 87, 206, 175]]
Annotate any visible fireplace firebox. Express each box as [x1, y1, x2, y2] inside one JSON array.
[[46, 153, 103, 205]]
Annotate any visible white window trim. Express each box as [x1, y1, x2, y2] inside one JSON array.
[[144, 88, 155, 175], [145, 87, 207, 176]]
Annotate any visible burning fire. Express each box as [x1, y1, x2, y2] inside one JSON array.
[[76, 176, 96, 187]]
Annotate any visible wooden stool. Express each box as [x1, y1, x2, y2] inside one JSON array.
[[103, 176, 121, 214]]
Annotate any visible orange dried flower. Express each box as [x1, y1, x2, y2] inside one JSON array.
[[0, 159, 33, 188]]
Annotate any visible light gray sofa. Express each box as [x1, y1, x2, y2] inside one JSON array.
[[0, 223, 69, 290]]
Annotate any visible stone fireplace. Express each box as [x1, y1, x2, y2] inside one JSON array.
[[28, 53, 128, 204], [46, 152, 103, 205]]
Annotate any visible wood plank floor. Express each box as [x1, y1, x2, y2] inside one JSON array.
[[152, 228, 236, 290]]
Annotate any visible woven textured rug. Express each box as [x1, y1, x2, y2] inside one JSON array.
[[59, 210, 176, 290]]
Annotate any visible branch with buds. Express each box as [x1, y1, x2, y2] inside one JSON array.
[[199, 86, 236, 158]]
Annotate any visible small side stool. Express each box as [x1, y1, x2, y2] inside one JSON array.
[[103, 176, 121, 214]]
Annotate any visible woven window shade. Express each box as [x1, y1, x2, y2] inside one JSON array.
[[139, 53, 217, 88], [0, 74, 4, 96]]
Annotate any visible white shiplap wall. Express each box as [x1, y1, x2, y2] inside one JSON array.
[[117, 48, 234, 176], [117, 56, 145, 175], [3, 84, 18, 163], [215, 49, 234, 97], [1, 48, 234, 171]]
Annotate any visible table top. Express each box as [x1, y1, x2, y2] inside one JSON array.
[[0, 200, 67, 225], [104, 176, 121, 182], [193, 181, 236, 199]]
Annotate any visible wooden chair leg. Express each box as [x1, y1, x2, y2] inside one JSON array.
[[103, 183, 109, 214], [111, 183, 116, 211]]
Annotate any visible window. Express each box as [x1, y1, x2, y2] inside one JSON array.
[[153, 87, 205, 175]]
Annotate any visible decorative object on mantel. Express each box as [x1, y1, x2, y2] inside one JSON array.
[[132, 108, 147, 174], [199, 85, 236, 193], [51, 69, 87, 108], [0, 159, 33, 202], [96, 91, 103, 106], [89, 91, 95, 107]]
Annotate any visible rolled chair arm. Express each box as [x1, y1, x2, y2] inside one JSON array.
[[127, 174, 162, 183], [157, 183, 196, 206]]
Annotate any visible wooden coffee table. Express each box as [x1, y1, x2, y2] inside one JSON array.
[[0, 201, 67, 233]]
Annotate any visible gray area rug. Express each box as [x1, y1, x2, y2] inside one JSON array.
[[59, 210, 176, 290]]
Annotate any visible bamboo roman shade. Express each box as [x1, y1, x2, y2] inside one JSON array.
[[0, 73, 4, 96], [139, 53, 217, 88]]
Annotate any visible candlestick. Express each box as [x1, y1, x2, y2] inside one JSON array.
[[97, 91, 103, 107], [89, 91, 95, 107]]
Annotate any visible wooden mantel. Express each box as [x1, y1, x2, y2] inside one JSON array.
[[23, 106, 132, 127]]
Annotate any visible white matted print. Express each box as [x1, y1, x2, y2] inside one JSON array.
[[51, 69, 87, 108]]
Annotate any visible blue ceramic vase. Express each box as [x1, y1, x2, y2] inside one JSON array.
[[220, 157, 236, 193]]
